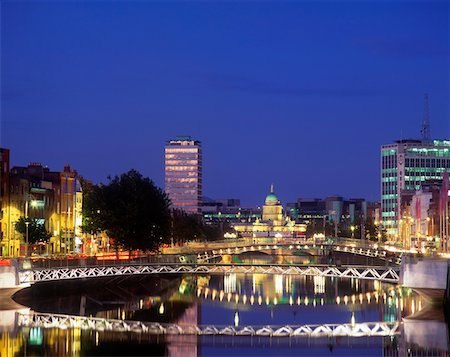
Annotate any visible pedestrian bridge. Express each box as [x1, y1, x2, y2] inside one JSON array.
[[18, 263, 400, 284], [18, 311, 400, 338], [184, 242, 402, 265]]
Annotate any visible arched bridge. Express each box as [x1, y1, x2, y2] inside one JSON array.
[[184, 242, 403, 265]]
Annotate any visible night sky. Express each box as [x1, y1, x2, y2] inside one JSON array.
[[2, 1, 449, 206]]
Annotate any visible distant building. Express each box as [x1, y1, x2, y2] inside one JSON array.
[[366, 201, 381, 225], [381, 139, 450, 237], [232, 185, 306, 238], [202, 197, 260, 227], [165, 136, 202, 214], [201, 198, 241, 214], [290, 197, 366, 224], [296, 198, 326, 220]]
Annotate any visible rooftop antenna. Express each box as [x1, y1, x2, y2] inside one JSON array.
[[421, 93, 430, 141]]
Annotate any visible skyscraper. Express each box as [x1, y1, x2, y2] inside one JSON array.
[[165, 136, 202, 214], [381, 139, 450, 237]]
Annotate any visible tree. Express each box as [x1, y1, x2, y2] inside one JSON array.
[[172, 209, 204, 244], [171, 209, 224, 243], [15, 217, 51, 244], [81, 181, 104, 235], [83, 170, 171, 252]]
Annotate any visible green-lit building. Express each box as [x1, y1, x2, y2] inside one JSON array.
[[381, 139, 450, 238]]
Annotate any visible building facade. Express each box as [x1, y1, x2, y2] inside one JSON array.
[[0, 148, 10, 251], [2, 163, 83, 256], [165, 136, 202, 214], [232, 186, 306, 238], [381, 139, 450, 238], [398, 176, 449, 251]]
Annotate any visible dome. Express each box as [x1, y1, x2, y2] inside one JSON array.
[[265, 193, 279, 205]]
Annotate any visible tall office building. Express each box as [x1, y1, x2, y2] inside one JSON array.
[[165, 136, 202, 214], [381, 139, 450, 237]]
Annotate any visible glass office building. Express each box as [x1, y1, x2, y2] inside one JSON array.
[[381, 139, 450, 237], [165, 136, 202, 214]]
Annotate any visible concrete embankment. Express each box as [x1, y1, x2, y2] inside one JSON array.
[[400, 256, 449, 303]]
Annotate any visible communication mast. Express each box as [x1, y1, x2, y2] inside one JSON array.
[[420, 93, 430, 141]]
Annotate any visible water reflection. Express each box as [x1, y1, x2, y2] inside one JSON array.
[[1, 266, 449, 356]]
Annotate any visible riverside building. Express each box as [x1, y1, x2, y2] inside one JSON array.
[[381, 139, 450, 238], [232, 185, 306, 238], [165, 136, 202, 214]]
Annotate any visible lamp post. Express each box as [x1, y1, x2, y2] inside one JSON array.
[[350, 225, 355, 239], [25, 221, 29, 257], [24, 198, 38, 257], [11, 222, 16, 257]]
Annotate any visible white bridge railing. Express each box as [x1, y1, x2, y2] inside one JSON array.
[[192, 243, 402, 265], [19, 263, 400, 284], [18, 312, 400, 337]]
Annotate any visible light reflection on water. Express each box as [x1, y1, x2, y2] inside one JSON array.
[[1, 263, 448, 356]]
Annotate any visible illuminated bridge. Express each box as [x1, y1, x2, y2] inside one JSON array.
[[185, 242, 403, 265], [18, 312, 400, 338], [19, 263, 400, 285]]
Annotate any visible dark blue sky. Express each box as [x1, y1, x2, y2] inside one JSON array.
[[2, 1, 449, 206]]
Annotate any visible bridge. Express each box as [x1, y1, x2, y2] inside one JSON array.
[[18, 311, 400, 338], [18, 263, 400, 284], [0, 238, 425, 292], [177, 240, 403, 265]]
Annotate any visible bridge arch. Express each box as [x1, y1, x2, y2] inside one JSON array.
[[192, 243, 402, 265]]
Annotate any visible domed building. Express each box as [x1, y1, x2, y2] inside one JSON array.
[[232, 185, 306, 239], [262, 184, 283, 223]]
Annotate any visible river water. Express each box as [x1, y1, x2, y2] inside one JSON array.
[[1, 256, 449, 356]]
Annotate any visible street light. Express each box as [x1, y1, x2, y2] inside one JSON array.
[[11, 222, 16, 257], [350, 225, 355, 239], [24, 199, 38, 257]]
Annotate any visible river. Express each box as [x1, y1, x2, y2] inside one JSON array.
[[1, 255, 448, 356]]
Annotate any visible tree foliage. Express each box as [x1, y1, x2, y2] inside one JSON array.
[[171, 209, 224, 243], [82, 170, 171, 252], [15, 217, 52, 244], [81, 179, 104, 235], [172, 209, 204, 243]]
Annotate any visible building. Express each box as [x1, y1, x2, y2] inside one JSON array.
[[165, 136, 202, 214], [4, 163, 82, 256], [0, 148, 10, 255], [296, 198, 326, 221], [399, 176, 449, 251], [232, 185, 306, 238], [381, 139, 450, 237]]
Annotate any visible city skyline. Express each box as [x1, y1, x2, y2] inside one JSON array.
[[2, 1, 449, 206]]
